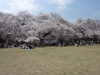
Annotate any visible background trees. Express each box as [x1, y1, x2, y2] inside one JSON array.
[[0, 11, 100, 47]]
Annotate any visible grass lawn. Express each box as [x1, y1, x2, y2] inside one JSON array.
[[0, 45, 100, 75]]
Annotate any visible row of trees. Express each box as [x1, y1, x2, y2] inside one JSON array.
[[0, 11, 100, 47]]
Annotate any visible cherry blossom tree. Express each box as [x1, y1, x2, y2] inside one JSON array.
[[0, 11, 100, 47]]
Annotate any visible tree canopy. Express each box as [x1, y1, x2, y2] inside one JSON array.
[[0, 11, 100, 46]]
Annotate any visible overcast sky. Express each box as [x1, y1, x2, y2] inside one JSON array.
[[0, 0, 100, 21]]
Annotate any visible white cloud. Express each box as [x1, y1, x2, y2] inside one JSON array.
[[0, 9, 12, 13], [7, 0, 41, 11], [57, 5, 67, 10], [49, 0, 75, 10]]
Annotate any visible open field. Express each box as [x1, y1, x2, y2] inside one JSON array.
[[0, 45, 100, 75]]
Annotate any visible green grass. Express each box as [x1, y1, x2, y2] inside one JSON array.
[[0, 45, 100, 75]]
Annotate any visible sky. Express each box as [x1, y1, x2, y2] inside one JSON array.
[[0, 0, 100, 21]]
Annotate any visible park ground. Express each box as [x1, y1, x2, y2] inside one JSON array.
[[0, 45, 100, 75]]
